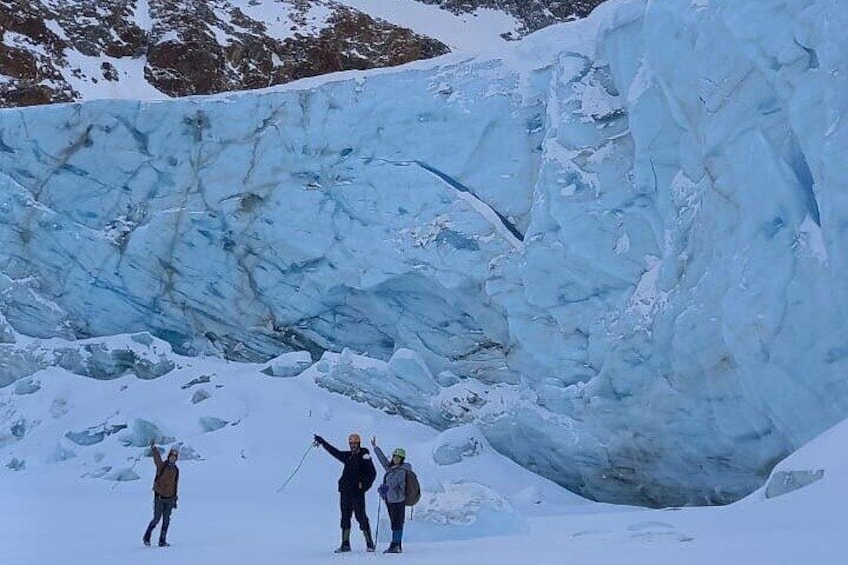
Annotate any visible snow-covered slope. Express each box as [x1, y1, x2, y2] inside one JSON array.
[[0, 338, 590, 557], [0, 0, 601, 107], [2, 0, 847, 508], [0, 346, 844, 564]]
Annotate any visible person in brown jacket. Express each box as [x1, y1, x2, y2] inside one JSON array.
[[142, 440, 180, 547]]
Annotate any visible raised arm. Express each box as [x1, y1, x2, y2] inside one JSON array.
[[373, 445, 390, 471], [314, 435, 347, 464], [151, 441, 164, 471], [371, 437, 390, 470]]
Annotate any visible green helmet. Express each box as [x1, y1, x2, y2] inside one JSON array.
[[392, 448, 406, 459]]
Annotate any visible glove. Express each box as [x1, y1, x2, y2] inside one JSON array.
[[173, 501, 178, 510], [378, 484, 388, 498], [313, 434, 325, 446]]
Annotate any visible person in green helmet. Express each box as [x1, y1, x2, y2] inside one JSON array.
[[371, 437, 412, 553]]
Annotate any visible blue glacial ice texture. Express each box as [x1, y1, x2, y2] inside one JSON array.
[[1, 0, 848, 506]]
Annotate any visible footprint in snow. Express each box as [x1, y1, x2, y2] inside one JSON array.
[[571, 529, 610, 538], [627, 521, 675, 532], [627, 521, 693, 543]]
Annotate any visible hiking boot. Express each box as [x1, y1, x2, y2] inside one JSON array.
[[334, 543, 351, 553], [383, 543, 402, 554], [334, 528, 351, 553], [363, 527, 375, 552], [143, 523, 154, 546]]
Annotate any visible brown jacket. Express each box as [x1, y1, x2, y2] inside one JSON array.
[[152, 447, 179, 499]]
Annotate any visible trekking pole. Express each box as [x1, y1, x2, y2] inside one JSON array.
[[375, 495, 383, 543], [276, 441, 316, 493]]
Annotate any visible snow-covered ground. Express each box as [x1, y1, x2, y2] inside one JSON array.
[[1, 344, 844, 564], [337, 0, 521, 52]]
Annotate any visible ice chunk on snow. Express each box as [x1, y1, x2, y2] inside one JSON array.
[[412, 481, 525, 540], [13, 378, 40, 395], [314, 349, 447, 427], [433, 425, 487, 466], [176, 444, 203, 461], [765, 470, 825, 499], [191, 389, 212, 404], [199, 417, 229, 433], [65, 423, 127, 446], [388, 348, 439, 395], [118, 419, 173, 447], [436, 371, 461, 387], [260, 351, 313, 378], [46, 443, 77, 463], [103, 467, 140, 482], [5, 458, 25, 471]]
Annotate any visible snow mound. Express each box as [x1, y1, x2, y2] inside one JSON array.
[[758, 417, 848, 500], [411, 481, 526, 540], [433, 424, 488, 466]]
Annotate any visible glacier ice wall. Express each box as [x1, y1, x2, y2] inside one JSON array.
[[484, 0, 848, 505], [1, 0, 847, 506]]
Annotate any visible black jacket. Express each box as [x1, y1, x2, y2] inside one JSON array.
[[318, 439, 377, 495]]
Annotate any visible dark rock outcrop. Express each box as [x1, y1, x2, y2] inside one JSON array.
[[0, 0, 605, 107], [414, 0, 606, 38], [0, 0, 451, 106]]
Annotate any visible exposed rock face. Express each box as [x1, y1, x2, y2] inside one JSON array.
[[0, 0, 450, 107], [415, 0, 606, 38], [142, 0, 450, 97], [0, 0, 606, 108], [0, 4, 78, 106]]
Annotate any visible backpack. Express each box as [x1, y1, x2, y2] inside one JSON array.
[[404, 469, 421, 506]]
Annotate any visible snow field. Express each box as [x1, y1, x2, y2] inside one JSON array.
[[1, 349, 845, 564]]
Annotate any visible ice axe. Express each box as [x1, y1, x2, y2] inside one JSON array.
[[276, 440, 317, 493]]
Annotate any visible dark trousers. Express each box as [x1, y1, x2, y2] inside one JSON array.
[[386, 501, 405, 531], [144, 495, 176, 542], [340, 491, 370, 531]]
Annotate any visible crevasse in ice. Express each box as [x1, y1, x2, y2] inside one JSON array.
[[1, 0, 846, 506]]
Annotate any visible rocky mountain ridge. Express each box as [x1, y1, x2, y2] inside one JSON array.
[[0, 0, 604, 107]]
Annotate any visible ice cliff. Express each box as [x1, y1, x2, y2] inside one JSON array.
[[1, 0, 846, 506]]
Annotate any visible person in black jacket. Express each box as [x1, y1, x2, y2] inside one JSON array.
[[313, 432, 377, 553]]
